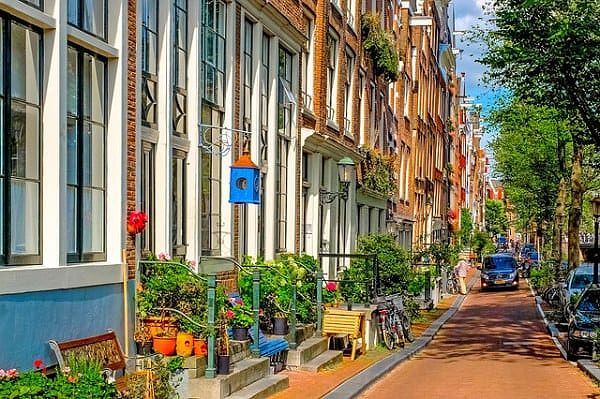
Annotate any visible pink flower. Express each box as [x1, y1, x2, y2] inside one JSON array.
[[62, 366, 71, 374], [6, 369, 18, 378], [158, 252, 170, 261], [0, 369, 6, 378], [225, 309, 235, 319], [189, 260, 196, 267], [325, 282, 337, 292]]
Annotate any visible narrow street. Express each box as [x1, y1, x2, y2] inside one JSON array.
[[361, 282, 600, 399]]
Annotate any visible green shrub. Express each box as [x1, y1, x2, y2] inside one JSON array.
[[529, 262, 555, 293]]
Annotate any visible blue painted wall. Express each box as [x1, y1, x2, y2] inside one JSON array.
[[0, 283, 129, 370]]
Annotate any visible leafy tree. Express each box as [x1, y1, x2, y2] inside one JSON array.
[[471, 231, 495, 261], [458, 208, 473, 247], [478, 0, 600, 267], [485, 199, 509, 238]]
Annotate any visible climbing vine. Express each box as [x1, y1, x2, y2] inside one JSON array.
[[359, 148, 397, 196]]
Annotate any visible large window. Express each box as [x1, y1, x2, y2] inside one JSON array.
[[20, 0, 42, 9], [172, 150, 186, 255], [200, 107, 222, 256], [141, 0, 158, 127], [242, 19, 253, 131], [344, 48, 354, 137], [257, 34, 270, 257], [326, 32, 337, 121], [67, 45, 106, 263], [68, 0, 106, 39], [200, 0, 226, 256], [202, 0, 226, 107], [173, 0, 187, 136], [140, 142, 155, 254], [276, 47, 293, 252], [0, 20, 42, 265]]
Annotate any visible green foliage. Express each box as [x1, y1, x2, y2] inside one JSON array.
[[478, 0, 600, 148], [457, 209, 473, 247], [340, 234, 417, 310], [359, 147, 397, 196], [230, 302, 254, 329], [125, 356, 180, 399], [529, 262, 555, 293], [137, 255, 207, 332], [487, 100, 571, 232], [0, 358, 119, 399], [240, 255, 319, 324], [485, 199, 509, 237], [415, 242, 461, 271], [471, 231, 494, 260], [361, 13, 400, 82]]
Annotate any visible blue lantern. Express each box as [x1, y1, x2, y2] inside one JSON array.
[[229, 152, 260, 204]]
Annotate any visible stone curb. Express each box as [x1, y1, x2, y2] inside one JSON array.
[[577, 359, 600, 384], [529, 281, 568, 358], [322, 273, 480, 399]]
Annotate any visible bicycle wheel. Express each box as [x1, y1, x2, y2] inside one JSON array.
[[401, 314, 414, 342], [381, 317, 395, 350]]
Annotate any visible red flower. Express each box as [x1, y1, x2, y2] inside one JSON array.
[[325, 282, 337, 292], [127, 211, 148, 235], [225, 309, 235, 319], [33, 359, 43, 369]]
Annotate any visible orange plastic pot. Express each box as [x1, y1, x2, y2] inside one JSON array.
[[153, 336, 176, 356], [176, 332, 194, 357], [194, 339, 208, 357]]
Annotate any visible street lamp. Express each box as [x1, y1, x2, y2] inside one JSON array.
[[592, 195, 600, 285], [319, 157, 355, 205]]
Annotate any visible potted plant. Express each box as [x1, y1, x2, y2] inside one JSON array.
[[153, 330, 177, 356], [179, 315, 207, 357], [134, 322, 153, 355], [228, 298, 254, 341]]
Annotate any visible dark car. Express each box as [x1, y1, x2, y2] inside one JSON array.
[[566, 287, 600, 359], [480, 254, 519, 290]]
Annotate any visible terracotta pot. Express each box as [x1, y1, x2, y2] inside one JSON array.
[[176, 332, 194, 357], [144, 316, 178, 338], [153, 336, 177, 356], [193, 339, 208, 357]]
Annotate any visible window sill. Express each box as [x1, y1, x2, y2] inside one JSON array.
[[0, 0, 55, 29], [67, 26, 119, 59], [0, 262, 124, 295], [326, 119, 339, 131]]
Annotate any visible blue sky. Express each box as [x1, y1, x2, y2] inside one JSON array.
[[451, 0, 504, 148]]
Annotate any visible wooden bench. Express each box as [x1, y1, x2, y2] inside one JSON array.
[[322, 309, 366, 360], [49, 330, 128, 393]]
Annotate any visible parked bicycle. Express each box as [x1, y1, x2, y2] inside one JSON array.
[[446, 270, 459, 295], [375, 294, 414, 350]]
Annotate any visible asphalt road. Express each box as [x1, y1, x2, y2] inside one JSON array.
[[360, 281, 600, 399]]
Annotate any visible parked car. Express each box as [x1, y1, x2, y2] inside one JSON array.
[[519, 244, 535, 261], [564, 264, 594, 301], [566, 286, 600, 359], [479, 254, 520, 290]]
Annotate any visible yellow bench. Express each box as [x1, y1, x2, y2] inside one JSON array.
[[322, 309, 366, 360]]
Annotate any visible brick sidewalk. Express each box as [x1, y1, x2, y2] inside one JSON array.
[[270, 294, 457, 399]]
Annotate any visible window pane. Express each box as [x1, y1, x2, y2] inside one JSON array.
[[67, 47, 79, 116], [10, 180, 39, 255], [11, 23, 40, 104], [82, 188, 104, 252], [68, 0, 78, 25], [83, 54, 105, 123], [67, 186, 77, 253], [67, 117, 78, 184], [82, 123, 104, 187], [10, 102, 39, 180], [83, 0, 105, 38], [147, 33, 157, 75]]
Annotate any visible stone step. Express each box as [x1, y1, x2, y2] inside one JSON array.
[[188, 357, 270, 399], [264, 323, 316, 346], [298, 350, 343, 373], [286, 337, 329, 368], [227, 374, 289, 399]]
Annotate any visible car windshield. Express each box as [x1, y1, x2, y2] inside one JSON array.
[[577, 291, 600, 312], [572, 274, 593, 289], [484, 256, 516, 270]]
